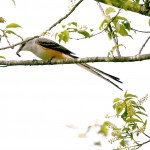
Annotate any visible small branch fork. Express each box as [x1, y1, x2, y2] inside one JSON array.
[[97, 2, 121, 57], [0, 0, 84, 51]]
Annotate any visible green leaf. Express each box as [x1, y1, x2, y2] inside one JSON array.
[[98, 123, 109, 136], [78, 31, 90, 38], [136, 111, 148, 116], [116, 24, 129, 36], [105, 7, 116, 15], [0, 56, 5, 59], [138, 106, 146, 111], [107, 32, 112, 40], [63, 30, 69, 42], [112, 44, 124, 51], [5, 30, 23, 40], [62, 25, 66, 28], [113, 98, 121, 103], [132, 123, 137, 130], [149, 19, 150, 26], [116, 105, 124, 116], [58, 30, 70, 43], [130, 133, 133, 140], [120, 139, 126, 147], [134, 114, 142, 121], [123, 22, 131, 31], [130, 100, 137, 105], [122, 127, 130, 132], [113, 103, 116, 109], [114, 16, 128, 22], [121, 110, 128, 121], [144, 120, 147, 126], [0, 17, 5, 23], [124, 97, 133, 101], [113, 97, 121, 103], [124, 92, 138, 98], [6, 23, 22, 28], [99, 19, 109, 30], [126, 117, 143, 123], [68, 22, 78, 27], [90, 28, 94, 32], [54, 32, 58, 40]]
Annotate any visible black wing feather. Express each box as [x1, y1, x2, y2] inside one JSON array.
[[36, 38, 77, 58]]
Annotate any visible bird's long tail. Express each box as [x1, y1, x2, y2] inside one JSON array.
[[77, 63, 123, 90]]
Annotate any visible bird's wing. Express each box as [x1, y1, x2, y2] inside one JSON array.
[[36, 38, 78, 58]]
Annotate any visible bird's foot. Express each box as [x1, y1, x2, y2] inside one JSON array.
[[47, 56, 55, 64]]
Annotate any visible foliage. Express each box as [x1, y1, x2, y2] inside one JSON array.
[[55, 5, 143, 56], [79, 92, 149, 150], [95, 0, 150, 16], [0, 0, 149, 150], [110, 92, 148, 149], [55, 22, 94, 43], [99, 7, 131, 38], [95, 0, 141, 12], [0, 22, 22, 40]]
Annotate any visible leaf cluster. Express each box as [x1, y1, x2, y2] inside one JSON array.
[[100, 7, 131, 39], [80, 92, 149, 150], [55, 22, 94, 43], [110, 92, 148, 149], [0, 21, 22, 58], [1, 23, 23, 40]]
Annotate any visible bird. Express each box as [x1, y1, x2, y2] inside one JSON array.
[[17, 37, 123, 90]]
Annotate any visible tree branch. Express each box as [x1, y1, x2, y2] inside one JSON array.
[[1, 54, 150, 66], [0, 0, 84, 51], [131, 28, 150, 33], [45, 0, 84, 32], [139, 35, 150, 54]]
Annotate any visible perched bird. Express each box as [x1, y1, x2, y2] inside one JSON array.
[[17, 37, 123, 90]]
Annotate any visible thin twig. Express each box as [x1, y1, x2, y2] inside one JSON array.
[[139, 35, 150, 54], [45, 0, 84, 32], [136, 139, 150, 149], [97, 2, 121, 57], [143, 132, 150, 139], [0, 29, 13, 48], [0, 0, 84, 51], [131, 28, 150, 33], [97, 2, 105, 16], [70, 30, 105, 40], [136, 123, 150, 139], [108, 24, 121, 57]]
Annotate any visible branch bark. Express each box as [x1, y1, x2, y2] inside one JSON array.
[[1, 54, 150, 66]]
